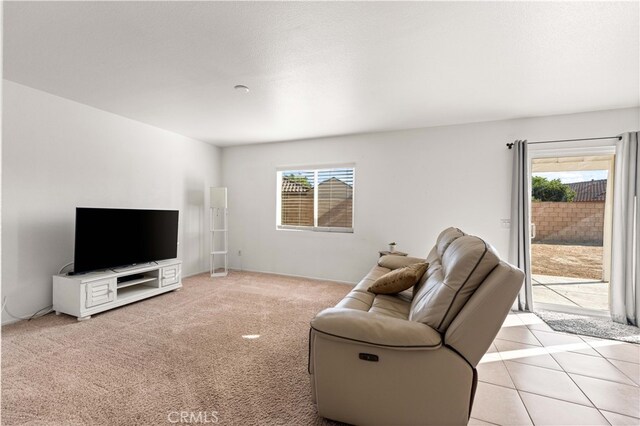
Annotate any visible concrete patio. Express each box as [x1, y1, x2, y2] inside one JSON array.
[[532, 274, 609, 312]]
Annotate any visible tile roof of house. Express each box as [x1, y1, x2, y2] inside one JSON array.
[[318, 176, 353, 188], [567, 179, 607, 202], [282, 177, 310, 193]]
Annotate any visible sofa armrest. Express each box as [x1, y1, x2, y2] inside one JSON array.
[[378, 255, 427, 270], [311, 308, 442, 348]]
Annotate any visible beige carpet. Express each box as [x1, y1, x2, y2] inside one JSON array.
[[1, 271, 350, 425]]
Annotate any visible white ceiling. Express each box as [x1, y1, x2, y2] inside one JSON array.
[[4, 2, 639, 146]]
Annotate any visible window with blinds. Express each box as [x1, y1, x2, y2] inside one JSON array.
[[277, 166, 355, 232]]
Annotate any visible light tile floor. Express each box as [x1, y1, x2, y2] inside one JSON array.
[[469, 312, 640, 425]]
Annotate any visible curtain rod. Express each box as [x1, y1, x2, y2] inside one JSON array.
[[506, 135, 621, 149]]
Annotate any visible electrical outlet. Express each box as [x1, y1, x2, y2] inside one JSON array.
[[501, 219, 511, 228], [238, 250, 242, 256]]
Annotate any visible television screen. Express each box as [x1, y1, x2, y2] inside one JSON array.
[[73, 208, 179, 274]]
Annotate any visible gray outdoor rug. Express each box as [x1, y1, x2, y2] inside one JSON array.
[[535, 310, 640, 344]]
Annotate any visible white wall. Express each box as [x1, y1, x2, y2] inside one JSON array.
[[1, 2, 4, 322], [2, 80, 221, 324], [222, 107, 640, 284], [2, 78, 638, 325]]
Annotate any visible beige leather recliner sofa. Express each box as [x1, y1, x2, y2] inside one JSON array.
[[309, 227, 524, 425]]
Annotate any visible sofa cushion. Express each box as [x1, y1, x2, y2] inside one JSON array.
[[436, 227, 465, 258], [410, 235, 500, 333], [311, 308, 442, 348], [414, 227, 464, 298], [369, 294, 412, 319], [368, 263, 428, 295], [378, 255, 426, 270], [334, 264, 413, 320], [335, 290, 376, 312]]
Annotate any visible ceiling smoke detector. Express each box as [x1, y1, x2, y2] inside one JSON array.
[[234, 85, 249, 93]]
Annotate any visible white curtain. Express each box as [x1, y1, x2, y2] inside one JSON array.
[[509, 140, 532, 311], [610, 132, 639, 325]]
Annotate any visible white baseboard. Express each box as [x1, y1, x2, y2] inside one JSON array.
[[183, 269, 210, 279], [2, 306, 52, 326], [2, 317, 20, 326], [228, 268, 356, 286]]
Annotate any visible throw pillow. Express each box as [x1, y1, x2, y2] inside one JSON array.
[[368, 262, 429, 295]]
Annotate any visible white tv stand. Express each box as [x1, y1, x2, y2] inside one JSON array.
[[53, 259, 181, 320]]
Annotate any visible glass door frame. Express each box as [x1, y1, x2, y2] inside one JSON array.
[[526, 144, 616, 317]]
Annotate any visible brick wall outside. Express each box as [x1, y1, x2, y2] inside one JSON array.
[[532, 201, 605, 245]]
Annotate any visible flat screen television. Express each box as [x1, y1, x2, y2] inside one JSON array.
[[73, 207, 179, 274]]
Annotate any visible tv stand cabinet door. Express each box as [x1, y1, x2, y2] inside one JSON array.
[[85, 279, 116, 308], [161, 264, 181, 287]]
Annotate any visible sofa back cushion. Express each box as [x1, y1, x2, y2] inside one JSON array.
[[436, 227, 466, 258], [409, 229, 500, 333], [413, 227, 464, 297]]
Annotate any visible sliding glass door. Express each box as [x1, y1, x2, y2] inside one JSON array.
[[527, 147, 616, 317]]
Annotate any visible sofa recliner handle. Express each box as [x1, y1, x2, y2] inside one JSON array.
[[359, 353, 379, 362]]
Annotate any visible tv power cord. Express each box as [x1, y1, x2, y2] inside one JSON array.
[[1, 260, 75, 322], [2, 297, 53, 321], [59, 261, 74, 275]]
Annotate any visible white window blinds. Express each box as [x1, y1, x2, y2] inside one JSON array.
[[278, 166, 355, 232]]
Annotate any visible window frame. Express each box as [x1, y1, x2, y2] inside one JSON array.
[[276, 164, 355, 233]]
